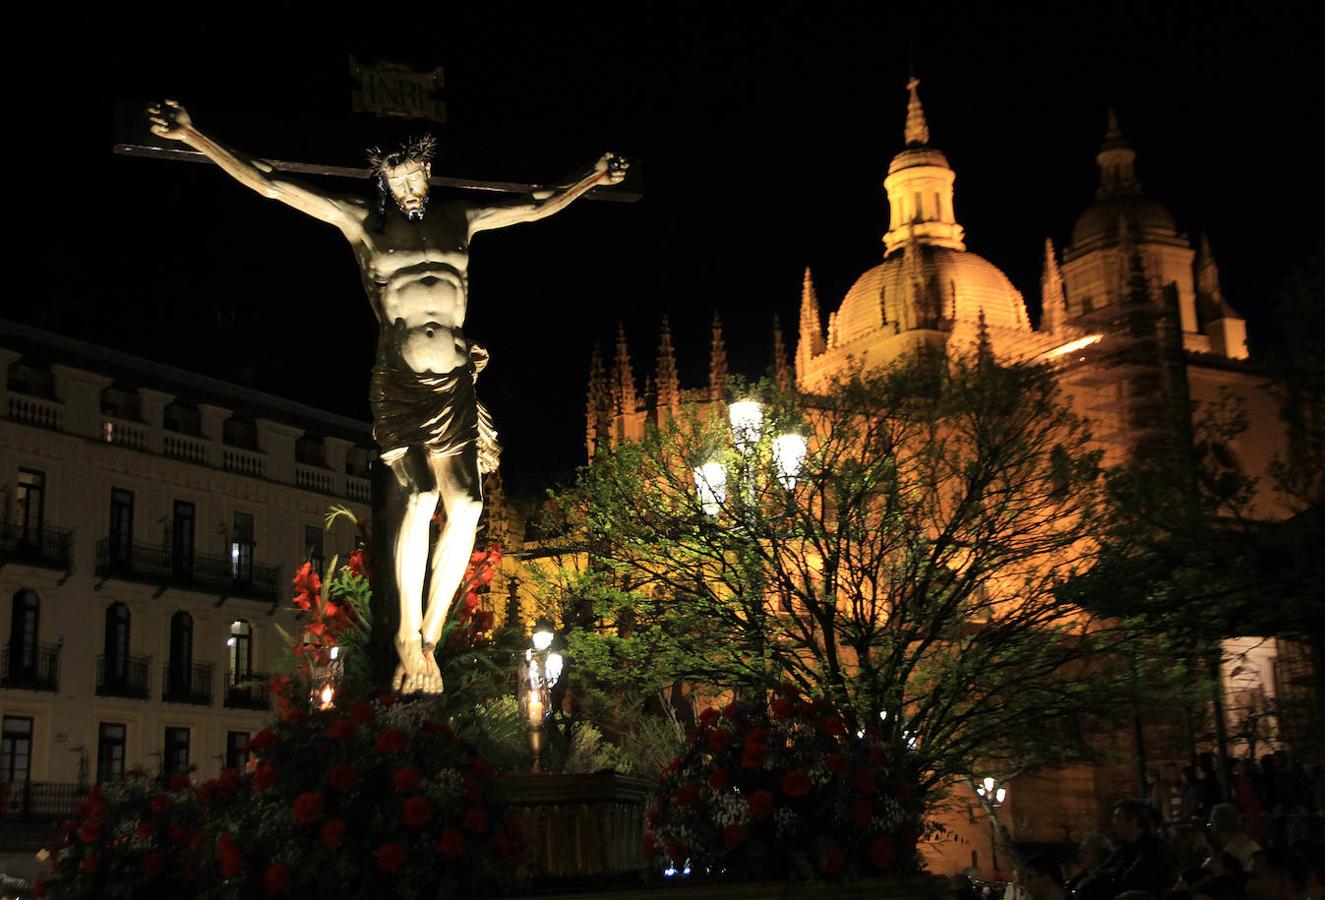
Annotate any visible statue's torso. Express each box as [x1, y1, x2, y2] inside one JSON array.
[[354, 203, 473, 374]]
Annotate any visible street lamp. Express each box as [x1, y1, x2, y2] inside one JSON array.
[[695, 400, 807, 516], [523, 619, 565, 773], [974, 776, 1008, 875]]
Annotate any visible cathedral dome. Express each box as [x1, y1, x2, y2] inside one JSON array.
[[1071, 193, 1178, 248], [833, 244, 1030, 348]]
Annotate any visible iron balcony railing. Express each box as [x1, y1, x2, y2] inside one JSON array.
[[95, 538, 280, 602], [162, 661, 214, 706], [224, 671, 271, 710], [1, 642, 60, 692], [0, 781, 90, 820], [0, 520, 73, 570], [95, 654, 152, 699]]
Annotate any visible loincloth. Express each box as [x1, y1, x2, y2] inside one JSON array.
[[369, 345, 500, 474]]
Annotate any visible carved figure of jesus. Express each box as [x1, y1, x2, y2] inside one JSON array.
[[148, 100, 627, 694]]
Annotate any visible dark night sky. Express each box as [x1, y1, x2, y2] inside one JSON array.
[[22, 3, 1324, 492]]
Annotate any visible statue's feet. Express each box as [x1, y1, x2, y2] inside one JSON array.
[[421, 649, 444, 696], [392, 636, 443, 696]]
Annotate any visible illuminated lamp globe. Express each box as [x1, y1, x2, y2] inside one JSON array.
[[728, 400, 763, 450]]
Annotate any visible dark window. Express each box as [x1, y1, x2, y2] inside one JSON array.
[[168, 611, 193, 689], [8, 590, 39, 672], [231, 512, 254, 581], [225, 731, 250, 771], [305, 525, 324, 577], [172, 501, 195, 577], [1, 716, 33, 784], [163, 727, 189, 776], [103, 603, 130, 684], [96, 723, 126, 784], [913, 191, 922, 220], [16, 470, 45, 542], [109, 489, 134, 563], [1080, 295, 1094, 315], [228, 620, 252, 683]]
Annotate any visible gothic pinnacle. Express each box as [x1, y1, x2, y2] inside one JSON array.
[[904, 76, 930, 146]]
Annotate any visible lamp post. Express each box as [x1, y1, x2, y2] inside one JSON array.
[[693, 399, 808, 516], [975, 776, 1008, 876], [523, 619, 565, 773]]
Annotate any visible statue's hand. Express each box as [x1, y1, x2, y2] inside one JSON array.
[[594, 152, 629, 185], [147, 99, 194, 143]]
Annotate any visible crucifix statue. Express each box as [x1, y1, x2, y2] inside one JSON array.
[[147, 100, 628, 694]]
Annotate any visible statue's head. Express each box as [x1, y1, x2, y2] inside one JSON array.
[[368, 135, 436, 220]]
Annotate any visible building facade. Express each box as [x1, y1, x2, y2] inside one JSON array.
[[0, 320, 373, 804]]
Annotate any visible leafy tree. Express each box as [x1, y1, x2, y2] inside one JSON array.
[[533, 351, 1153, 797]]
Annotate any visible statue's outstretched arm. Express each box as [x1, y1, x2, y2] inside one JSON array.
[[467, 153, 629, 234], [147, 100, 364, 234]]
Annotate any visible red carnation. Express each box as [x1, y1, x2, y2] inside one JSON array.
[[87, 800, 107, 821], [168, 825, 190, 845], [217, 832, 235, 854], [81, 855, 100, 875], [219, 846, 244, 878], [436, 828, 466, 859], [741, 744, 767, 768], [723, 824, 746, 849], [135, 821, 155, 840], [781, 769, 812, 798], [148, 794, 173, 813], [218, 768, 240, 792], [707, 728, 733, 751], [347, 548, 368, 579], [820, 846, 846, 877], [254, 764, 278, 792], [674, 783, 700, 808], [78, 822, 101, 844], [376, 841, 406, 873], [771, 697, 796, 720], [350, 700, 374, 723], [464, 807, 489, 834], [707, 768, 730, 791], [328, 764, 358, 792], [828, 753, 851, 776], [168, 774, 191, 791], [325, 718, 357, 741], [392, 767, 421, 792], [402, 796, 431, 828], [796, 701, 817, 719], [854, 798, 874, 826], [143, 852, 166, 876], [819, 714, 847, 736], [744, 726, 768, 748], [376, 728, 407, 753], [748, 789, 775, 820], [263, 863, 289, 895], [853, 768, 875, 794], [245, 726, 276, 752], [292, 791, 323, 825], [869, 836, 896, 870], [698, 708, 720, 727], [320, 818, 346, 848]]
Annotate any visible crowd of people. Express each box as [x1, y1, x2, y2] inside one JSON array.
[[1014, 799, 1323, 900]]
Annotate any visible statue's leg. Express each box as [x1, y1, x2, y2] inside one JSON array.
[[386, 448, 439, 693], [418, 445, 484, 693]]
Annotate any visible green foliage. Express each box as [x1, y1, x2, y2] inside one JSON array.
[[535, 352, 1145, 799]]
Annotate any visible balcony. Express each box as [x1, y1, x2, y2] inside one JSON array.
[[95, 539, 280, 603], [224, 672, 271, 710], [162, 661, 214, 706], [0, 521, 73, 571], [95, 654, 151, 699], [1, 642, 60, 692]]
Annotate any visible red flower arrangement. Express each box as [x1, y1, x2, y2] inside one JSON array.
[[643, 693, 925, 883]]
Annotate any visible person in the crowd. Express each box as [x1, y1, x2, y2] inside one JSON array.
[[1209, 803, 1261, 869], [1191, 875, 1244, 900], [1069, 832, 1116, 900], [1288, 842, 1321, 900], [1202, 852, 1247, 895], [1098, 799, 1172, 897], [1170, 824, 1215, 872], [1180, 767, 1207, 823], [1023, 854, 1069, 900], [1246, 849, 1308, 900], [1233, 760, 1270, 845]]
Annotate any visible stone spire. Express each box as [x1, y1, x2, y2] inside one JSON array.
[[611, 323, 637, 415], [1040, 237, 1068, 333], [655, 316, 680, 414], [708, 311, 728, 402], [1096, 109, 1141, 198], [904, 76, 930, 146], [770, 314, 792, 390], [795, 267, 826, 381], [1195, 233, 1233, 316], [586, 344, 613, 457]]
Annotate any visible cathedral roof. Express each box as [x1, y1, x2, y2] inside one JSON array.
[[833, 244, 1030, 348], [1069, 111, 1183, 251]]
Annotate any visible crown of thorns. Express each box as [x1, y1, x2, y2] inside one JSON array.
[[366, 134, 437, 176]]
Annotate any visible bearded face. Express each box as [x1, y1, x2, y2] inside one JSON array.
[[382, 159, 431, 220]]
